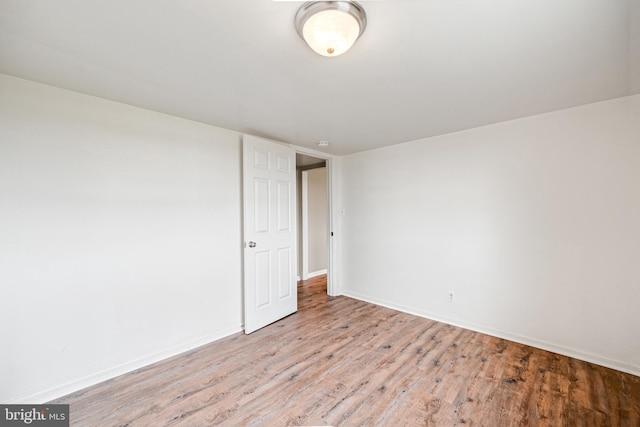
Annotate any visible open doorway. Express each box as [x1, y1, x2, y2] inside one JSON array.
[[296, 153, 329, 295]]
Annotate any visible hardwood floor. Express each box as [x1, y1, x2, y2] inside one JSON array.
[[54, 275, 640, 426]]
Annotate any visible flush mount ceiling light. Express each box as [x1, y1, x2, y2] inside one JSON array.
[[295, 1, 367, 57]]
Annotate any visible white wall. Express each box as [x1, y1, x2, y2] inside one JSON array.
[[340, 95, 640, 375], [0, 74, 243, 403], [306, 167, 327, 274]]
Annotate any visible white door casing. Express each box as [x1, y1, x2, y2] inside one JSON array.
[[243, 135, 297, 334]]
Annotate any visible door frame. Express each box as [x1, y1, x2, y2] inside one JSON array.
[[301, 166, 328, 281], [291, 144, 337, 296]]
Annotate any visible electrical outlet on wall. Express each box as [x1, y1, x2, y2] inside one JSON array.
[[448, 290, 455, 303]]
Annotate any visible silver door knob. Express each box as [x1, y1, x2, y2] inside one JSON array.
[[248, 241, 257, 248]]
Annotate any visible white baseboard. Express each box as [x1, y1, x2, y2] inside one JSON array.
[[8, 325, 243, 404], [341, 290, 640, 378], [307, 269, 327, 279]]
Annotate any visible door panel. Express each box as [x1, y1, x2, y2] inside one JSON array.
[[278, 247, 292, 299], [243, 135, 297, 334], [277, 181, 291, 231], [254, 178, 270, 233], [255, 250, 271, 308]]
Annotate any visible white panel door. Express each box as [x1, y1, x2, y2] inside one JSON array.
[[243, 135, 297, 334]]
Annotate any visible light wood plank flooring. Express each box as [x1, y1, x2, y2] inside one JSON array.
[[54, 275, 640, 426]]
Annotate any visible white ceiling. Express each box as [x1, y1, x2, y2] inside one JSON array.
[[1, 0, 638, 155]]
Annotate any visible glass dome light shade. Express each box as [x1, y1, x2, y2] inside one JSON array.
[[295, 1, 367, 57], [302, 9, 360, 57]]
